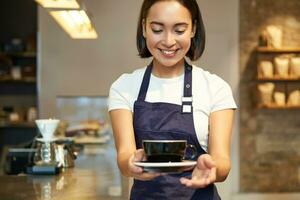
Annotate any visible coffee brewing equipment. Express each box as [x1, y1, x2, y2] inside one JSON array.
[[33, 119, 60, 173]]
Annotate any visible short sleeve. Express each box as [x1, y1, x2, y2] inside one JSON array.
[[108, 67, 146, 112], [108, 75, 132, 112], [210, 76, 237, 113]]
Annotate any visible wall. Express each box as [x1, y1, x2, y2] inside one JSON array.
[[196, 0, 239, 199], [38, 0, 148, 118], [38, 0, 239, 199], [240, 0, 300, 193]]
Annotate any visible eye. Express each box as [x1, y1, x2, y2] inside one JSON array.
[[175, 29, 186, 35], [152, 29, 163, 34]]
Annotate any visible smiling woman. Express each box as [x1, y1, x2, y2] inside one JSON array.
[[142, 1, 194, 74], [108, 0, 236, 199], [137, 0, 205, 62]]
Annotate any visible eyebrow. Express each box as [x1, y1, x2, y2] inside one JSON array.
[[150, 21, 189, 27]]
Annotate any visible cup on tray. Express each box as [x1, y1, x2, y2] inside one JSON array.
[[142, 140, 197, 162]]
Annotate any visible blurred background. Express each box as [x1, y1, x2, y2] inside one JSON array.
[[0, 0, 300, 200]]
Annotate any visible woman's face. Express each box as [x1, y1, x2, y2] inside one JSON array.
[[143, 1, 195, 68]]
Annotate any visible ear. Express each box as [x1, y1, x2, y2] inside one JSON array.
[[142, 19, 146, 38], [191, 22, 196, 38]]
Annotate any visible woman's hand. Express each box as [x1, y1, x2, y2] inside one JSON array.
[[180, 154, 216, 188], [128, 149, 161, 181]]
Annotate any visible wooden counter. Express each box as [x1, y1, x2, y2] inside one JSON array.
[[0, 145, 128, 200]]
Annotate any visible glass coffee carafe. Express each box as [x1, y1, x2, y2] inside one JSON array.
[[34, 139, 58, 166]]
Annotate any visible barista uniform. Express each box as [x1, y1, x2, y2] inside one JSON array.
[[108, 61, 237, 199]]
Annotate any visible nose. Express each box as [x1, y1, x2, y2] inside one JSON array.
[[162, 32, 176, 47]]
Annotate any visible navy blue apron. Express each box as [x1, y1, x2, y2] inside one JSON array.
[[130, 61, 221, 200]]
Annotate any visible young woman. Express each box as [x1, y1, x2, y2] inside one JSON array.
[[108, 0, 237, 199]]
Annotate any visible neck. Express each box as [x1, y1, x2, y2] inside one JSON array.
[[152, 59, 185, 78]]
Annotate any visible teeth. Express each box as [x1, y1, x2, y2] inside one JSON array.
[[162, 50, 176, 55]]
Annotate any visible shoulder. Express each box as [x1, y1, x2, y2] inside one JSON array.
[[192, 65, 230, 90], [108, 66, 147, 112], [192, 65, 236, 111], [111, 67, 146, 90]]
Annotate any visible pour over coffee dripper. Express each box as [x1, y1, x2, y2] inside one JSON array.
[[36, 119, 60, 142], [35, 119, 60, 165]]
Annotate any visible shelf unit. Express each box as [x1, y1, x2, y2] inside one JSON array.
[[0, 51, 37, 122], [0, 0, 39, 158], [257, 76, 300, 82], [257, 103, 300, 109], [256, 47, 300, 53], [256, 47, 300, 109]]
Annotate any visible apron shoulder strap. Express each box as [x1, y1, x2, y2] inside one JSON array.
[[182, 61, 193, 113], [137, 62, 153, 101]]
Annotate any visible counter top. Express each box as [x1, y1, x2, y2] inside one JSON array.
[[0, 145, 128, 200]]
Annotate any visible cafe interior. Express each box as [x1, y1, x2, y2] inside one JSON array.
[[0, 0, 300, 199]]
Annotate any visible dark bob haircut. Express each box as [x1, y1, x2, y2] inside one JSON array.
[[136, 0, 206, 61]]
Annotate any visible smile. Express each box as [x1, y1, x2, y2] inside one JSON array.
[[159, 49, 179, 57]]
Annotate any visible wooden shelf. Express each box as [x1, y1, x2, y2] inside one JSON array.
[[0, 51, 36, 58], [257, 76, 300, 82], [256, 47, 300, 110], [256, 47, 300, 53], [0, 77, 36, 83], [257, 103, 300, 109], [0, 121, 36, 128]]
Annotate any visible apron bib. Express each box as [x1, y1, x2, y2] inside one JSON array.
[[130, 61, 220, 200]]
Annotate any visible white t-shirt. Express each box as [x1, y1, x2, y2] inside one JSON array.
[[108, 65, 237, 151]]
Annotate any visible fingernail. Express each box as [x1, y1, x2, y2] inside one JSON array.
[[135, 168, 142, 173]]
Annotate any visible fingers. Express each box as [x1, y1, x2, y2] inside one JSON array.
[[128, 149, 161, 181], [130, 162, 161, 181], [180, 168, 216, 188], [133, 149, 146, 162], [180, 177, 208, 188], [197, 154, 216, 170], [129, 162, 161, 181], [129, 161, 143, 174], [180, 154, 217, 189], [128, 151, 143, 174]]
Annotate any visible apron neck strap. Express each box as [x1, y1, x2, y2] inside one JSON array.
[[183, 61, 192, 98], [137, 61, 153, 101]]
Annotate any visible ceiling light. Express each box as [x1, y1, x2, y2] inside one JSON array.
[[35, 0, 80, 9], [50, 10, 98, 39]]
